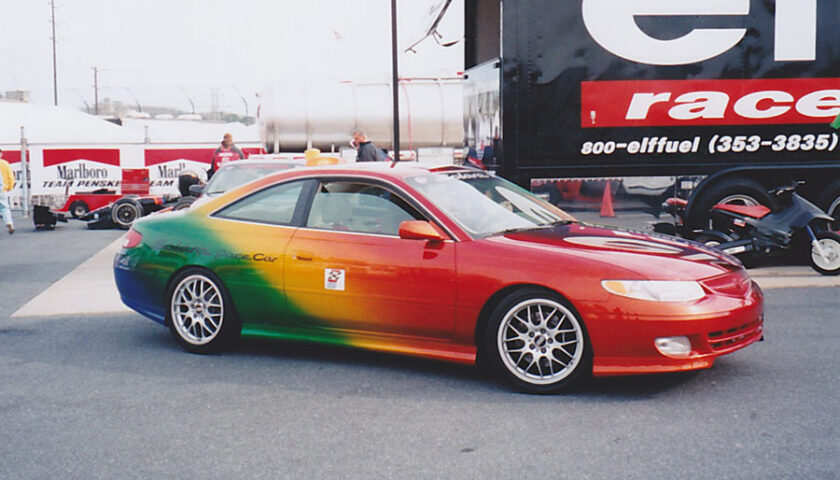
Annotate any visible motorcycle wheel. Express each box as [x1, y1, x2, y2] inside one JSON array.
[[809, 231, 840, 275]]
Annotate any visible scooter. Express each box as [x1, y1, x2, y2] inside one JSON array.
[[654, 184, 840, 275]]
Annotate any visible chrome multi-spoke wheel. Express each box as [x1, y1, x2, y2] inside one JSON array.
[[487, 289, 589, 393], [168, 269, 239, 352]]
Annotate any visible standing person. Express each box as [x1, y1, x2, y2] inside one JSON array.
[[351, 128, 388, 162], [209, 133, 246, 178], [0, 149, 15, 234]]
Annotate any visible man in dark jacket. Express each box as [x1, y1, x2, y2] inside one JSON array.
[[351, 128, 388, 162]]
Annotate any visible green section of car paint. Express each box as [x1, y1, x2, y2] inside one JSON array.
[[136, 212, 350, 344], [239, 323, 355, 347]]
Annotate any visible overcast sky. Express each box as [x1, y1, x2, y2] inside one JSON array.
[[0, 0, 463, 115]]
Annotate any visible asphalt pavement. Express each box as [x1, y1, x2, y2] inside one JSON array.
[[0, 210, 124, 319], [1, 209, 839, 479]]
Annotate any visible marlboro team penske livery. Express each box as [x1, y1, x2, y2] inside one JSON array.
[[114, 163, 763, 393]]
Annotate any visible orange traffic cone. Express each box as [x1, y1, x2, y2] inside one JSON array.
[[600, 180, 615, 217]]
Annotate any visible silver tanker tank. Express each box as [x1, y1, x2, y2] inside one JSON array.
[[258, 78, 463, 153]]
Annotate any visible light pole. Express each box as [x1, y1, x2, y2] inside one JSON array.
[[68, 88, 90, 112], [122, 87, 142, 113], [230, 85, 249, 120], [50, 0, 58, 105], [19, 127, 29, 217], [93, 67, 99, 115], [178, 85, 196, 114], [390, 0, 400, 161]]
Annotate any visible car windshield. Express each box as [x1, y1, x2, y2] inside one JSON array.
[[405, 170, 575, 237], [206, 164, 295, 195]]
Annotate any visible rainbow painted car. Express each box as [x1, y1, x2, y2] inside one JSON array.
[[114, 163, 763, 393]]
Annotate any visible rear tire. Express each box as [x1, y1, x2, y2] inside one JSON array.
[[171, 196, 196, 211], [166, 268, 241, 353], [484, 288, 590, 394], [688, 178, 776, 230], [809, 231, 840, 276]]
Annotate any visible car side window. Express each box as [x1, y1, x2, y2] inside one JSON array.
[[214, 181, 304, 225], [306, 181, 425, 235]]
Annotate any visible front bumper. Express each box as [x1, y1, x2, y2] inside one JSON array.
[[586, 281, 764, 376]]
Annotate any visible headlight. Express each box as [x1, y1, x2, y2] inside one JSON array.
[[601, 280, 705, 302]]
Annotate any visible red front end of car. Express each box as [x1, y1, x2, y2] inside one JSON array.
[[450, 224, 764, 377], [583, 272, 764, 376]]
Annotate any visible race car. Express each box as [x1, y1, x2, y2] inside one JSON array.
[[58, 189, 122, 219], [114, 163, 764, 393], [31, 191, 173, 230], [83, 194, 176, 229]]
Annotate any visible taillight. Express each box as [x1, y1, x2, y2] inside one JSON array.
[[123, 229, 143, 249]]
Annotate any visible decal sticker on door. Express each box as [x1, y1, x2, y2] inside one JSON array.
[[325, 268, 346, 291]]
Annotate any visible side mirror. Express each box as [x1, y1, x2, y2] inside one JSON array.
[[398, 220, 444, 242], [188, 184, 205, 196]]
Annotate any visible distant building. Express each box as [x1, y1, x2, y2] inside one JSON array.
[[3, 90, 30, 103]]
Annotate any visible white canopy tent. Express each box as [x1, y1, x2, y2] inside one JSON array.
[[0, 102, 260, 147], [0, 102, 137, 146]]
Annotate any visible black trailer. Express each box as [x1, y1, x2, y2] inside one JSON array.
[[465, 0, 840, 228]]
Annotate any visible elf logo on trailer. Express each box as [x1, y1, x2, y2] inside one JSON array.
[[578, 1, 835, 128], [581, 0, 816, 66]]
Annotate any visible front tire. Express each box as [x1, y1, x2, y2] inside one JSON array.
[[484, 288, 590, 394], [167, 269, 240, 353], [111, 200, 142, 229], [68, 200, 89, 219], [809, 231, 840, 276]]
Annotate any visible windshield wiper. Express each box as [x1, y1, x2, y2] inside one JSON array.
[[494, 220, 573, 236], [545, 220, 574, 227]]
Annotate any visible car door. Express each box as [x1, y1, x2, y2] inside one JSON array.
[[283, 179, 457, 340], [207, 179, 313, 327]]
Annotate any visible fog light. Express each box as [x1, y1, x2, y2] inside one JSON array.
[[655, 336, 692, 358]]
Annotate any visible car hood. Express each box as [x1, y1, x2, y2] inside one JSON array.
[[487, 222, 743, 281]]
